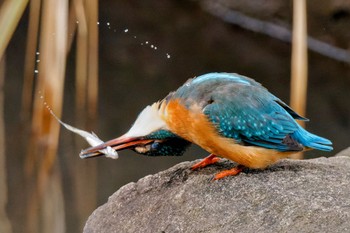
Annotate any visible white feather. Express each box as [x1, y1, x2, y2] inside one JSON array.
[[125, 102, 167, 138]]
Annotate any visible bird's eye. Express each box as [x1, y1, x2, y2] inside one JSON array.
[[207, 98, 214, 104], [151, 141, 161, 150]]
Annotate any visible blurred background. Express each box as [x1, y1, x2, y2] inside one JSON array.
[[1, 0, 350, 232]]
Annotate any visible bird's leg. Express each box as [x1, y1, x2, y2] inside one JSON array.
[[191, 154, 220, 170], [214, 165, 245, 180]]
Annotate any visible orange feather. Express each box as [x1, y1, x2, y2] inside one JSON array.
[[162, 99, 296, 169]]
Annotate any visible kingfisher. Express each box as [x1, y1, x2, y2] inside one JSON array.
[[80, 72, 333, 179]]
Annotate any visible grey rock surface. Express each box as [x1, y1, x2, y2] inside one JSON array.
[[84, 148, 350, 233]]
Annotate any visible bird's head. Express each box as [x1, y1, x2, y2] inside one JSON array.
[[80, 102, 190, 158]]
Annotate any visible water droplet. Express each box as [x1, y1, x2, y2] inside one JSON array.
[[36, 52, 40, 55], [145, 41, 149, 44], [97, 22, 100, 25], [36, 59, 40, 63], [107, 22, 110, 26], [124, 28, 129, 33], [34, 70, 39, 74], [166, 53, 171, 59]]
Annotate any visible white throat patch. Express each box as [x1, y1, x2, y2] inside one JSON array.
[[125, 102, 167, 138]]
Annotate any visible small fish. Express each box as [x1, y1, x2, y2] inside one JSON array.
[[47, 104, 118, 159]]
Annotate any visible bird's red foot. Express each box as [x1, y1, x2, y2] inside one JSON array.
[[214, 165, 245, 180], [191, 154, 220, 170]]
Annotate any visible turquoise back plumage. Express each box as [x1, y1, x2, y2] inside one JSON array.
[[171, 72, 332, 152]]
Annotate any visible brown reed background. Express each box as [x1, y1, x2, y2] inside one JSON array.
[[1, 0, 348, 232], [1, 0, 99, 232]]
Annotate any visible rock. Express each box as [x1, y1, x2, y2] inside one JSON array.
[[84, 149, 350, 233]]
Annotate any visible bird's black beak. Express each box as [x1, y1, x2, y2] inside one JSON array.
[[79, 134, 154, 159]]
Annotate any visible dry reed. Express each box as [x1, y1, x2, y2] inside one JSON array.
[[25, 0, 68, 232], [0, 1, 29, 232], [21, 0, 100, 230], [291, 0, 308, 127], [0, 57, 12, 233], [0, 0, 29, 60], [290, 0, 308, 159], [21, 0, 42, 122]]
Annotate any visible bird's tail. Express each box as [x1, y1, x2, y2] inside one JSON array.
[[292, 127, 333, 151]]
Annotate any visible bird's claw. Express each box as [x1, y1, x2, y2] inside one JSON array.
[[213, 165, 244, 180], [191, 154, 220, 170]]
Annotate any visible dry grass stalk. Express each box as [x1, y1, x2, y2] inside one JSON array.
[[0, 0, 29, 60], [67, 1, 78, 53], [86, 0, 99, 128], [0, 57, 12, 233], [19, 0, 100, 230], [291, 0, 308, 127], [21, 0, 42, 122], [290, 0, 308, 159], [25, 0, 68, 232], [71, 0, 99, 230], [74, 0, 99, 129], [74, 0, 88, 129]]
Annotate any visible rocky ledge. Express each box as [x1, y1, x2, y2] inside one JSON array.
[[84, 148, 350, 233]]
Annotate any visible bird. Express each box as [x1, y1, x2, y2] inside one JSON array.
[[80, 72, 333, 179]]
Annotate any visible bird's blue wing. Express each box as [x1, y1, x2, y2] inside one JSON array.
[[203, 84, 304, 152], [173, 72, 330, 152]]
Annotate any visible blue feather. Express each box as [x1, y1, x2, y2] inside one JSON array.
[[172, 72, 333, 152], [192, 72, 255, 86], [292, 127, 333, 151]]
